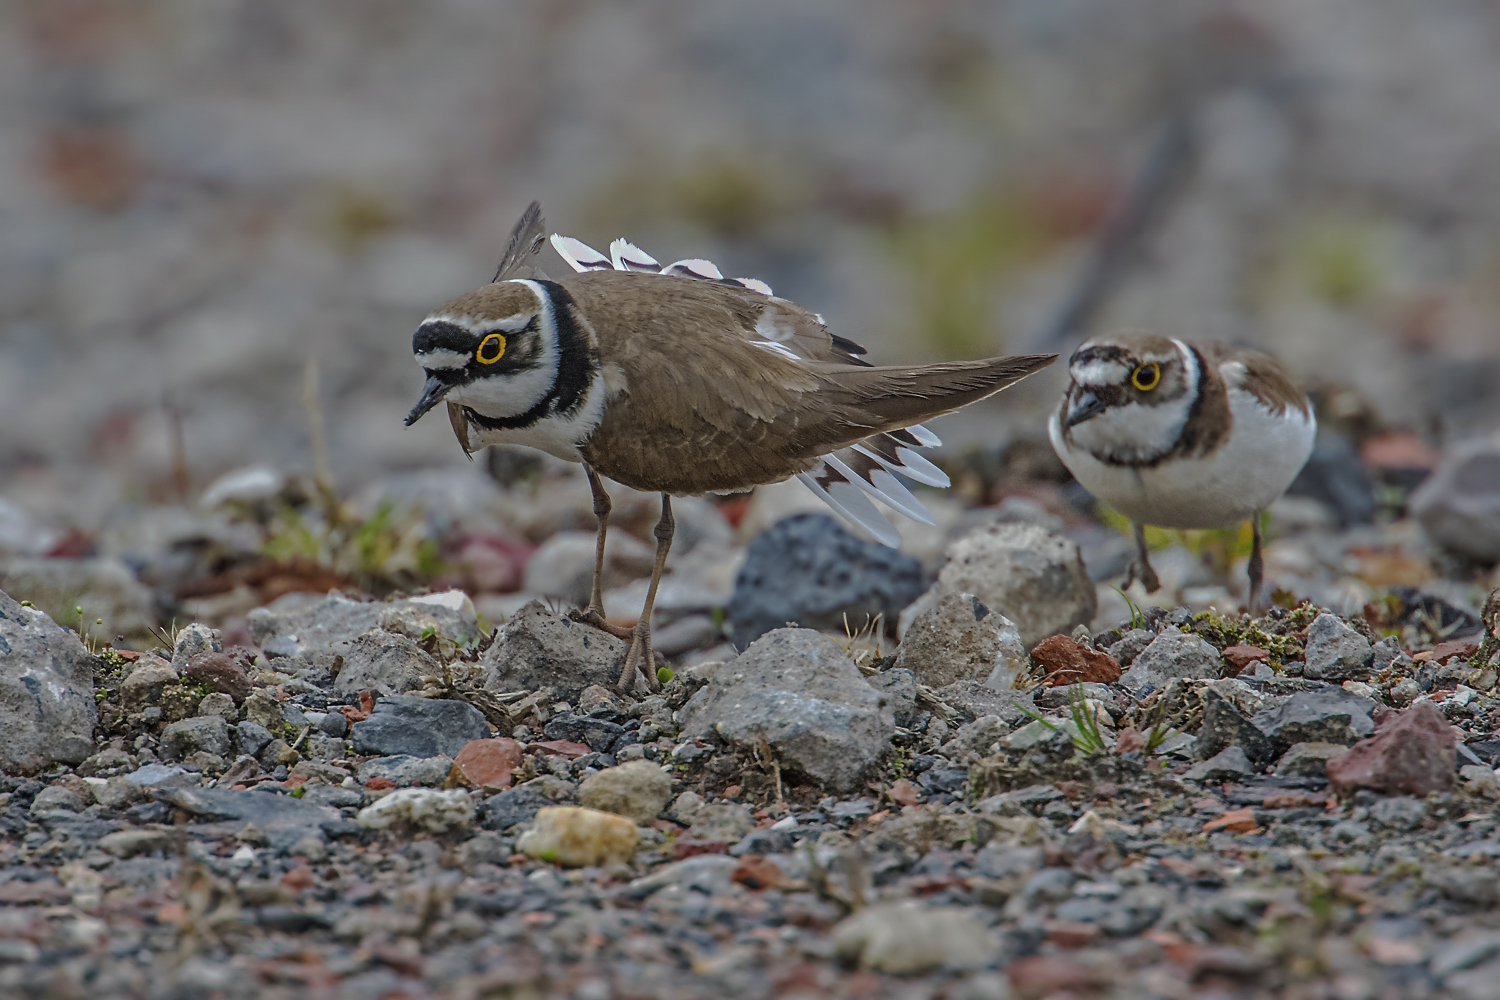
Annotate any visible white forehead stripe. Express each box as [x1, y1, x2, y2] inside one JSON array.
[[1072, 359, 1128, 386], [415, 347, 468, 370], [488, 312, 534, 333]]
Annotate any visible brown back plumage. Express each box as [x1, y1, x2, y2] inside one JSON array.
[[560, 269, 1054, 493]]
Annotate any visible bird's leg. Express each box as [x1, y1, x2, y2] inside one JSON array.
[[1247, 511, 1266, 616], [569, 465, 633, 640], [616, 494, 674, 695], [1128, 522, 1162, 594]]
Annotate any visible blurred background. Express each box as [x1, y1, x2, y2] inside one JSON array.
[[2, 0, 1499, 648]]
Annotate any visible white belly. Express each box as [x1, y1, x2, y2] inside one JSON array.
[[1050, 389, 1316, 529]]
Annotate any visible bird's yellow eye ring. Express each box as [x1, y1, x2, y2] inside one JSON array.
[[475, 333, 506, 365], [1131, 362, 1160, 392]]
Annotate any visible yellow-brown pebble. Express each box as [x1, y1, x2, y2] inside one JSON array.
[[515, 806, 639, 867]]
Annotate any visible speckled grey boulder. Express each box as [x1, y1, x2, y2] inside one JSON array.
[[1301, 613, 1373, 681], [1118, 627, 1221, 690], [0, 589, 97, 771]]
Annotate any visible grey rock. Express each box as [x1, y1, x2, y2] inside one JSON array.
[[688, 803, 755, 843], [868, 668, 918, 728], [94, 776, 144, 812], [1195, 689, 1274, 766], [1369, 796, 1426, 830], [350, 696, 489, 758], [1252, 688, 1376, 752], [900, 521, 1096, 649], [1183, 745, 1256, 782], [30, 785, 85, 816], [480, 600, 626, 701], [123, 763, 195, 788], [1301, 613, 1373, 681], [1275, 742, 1346, 777], [679, 628, 894, 793], [974, 844, 1043, 880], [945, 715, 1009, 762], [1371, 636, 1413, 676], [578, 760, 672, 823], [728, 514, 925, 649], [543, 715, 626, 753], [1287, 437, 1378, 528], [159, 716, 232, 762], [0, 557, 155, 643], [477, 786, 551, 832], [332, 629, 440, 698], [77, 747, 135, 778], [318, 711, 348, 737], [1411, 437, 1500, 562], [247, 592, 480, 663], [0, 588, 98, 769], [891, 593, 1029, 689], [931, 680, 1036, 726], [171, 623, 221, 668], [150, 786, 340, 853], [1432, 932, 1500, 977], [197, 692, 238, 721], [234, 720, 273, 759], [832, 902, 998, 974], [1119, 627, 1222, 690], [357, 755, 453, 787], [1106, 629, 1155, 667]]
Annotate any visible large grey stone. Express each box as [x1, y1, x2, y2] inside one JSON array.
[[677, 628, 894, 793], [149, 787, 340, 853], [1301, 613, 1373, 681], [0, 588, 97, 770], [247, 592, 479, 664], [891, 592, 1029, 689], [1252, 688, 1376, 753], [579, 760, 672, 824], [159, 716, 232, 761], [332, 629, 440, 698], [1195, 689, 1274, 766], [480, 600, 626, 701], [349, 695, 489, 757], [727, 514, 925, 649], [357, 755, 453, 787], [1411, 438, 1500, 562], [1119, 627, 1222, 690], [899, 521, 1095, 649]]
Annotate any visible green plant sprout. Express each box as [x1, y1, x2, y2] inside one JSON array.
[[1018, 684, 1109, 755]]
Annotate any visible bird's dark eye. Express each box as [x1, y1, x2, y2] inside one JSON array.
[[475, 333, 506, 365], [1131, 362, 1160, 391]]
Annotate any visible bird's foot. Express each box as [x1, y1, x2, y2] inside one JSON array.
[[615, 621, 662, 695], [568, 606, 635, 641], [1126, 560, 1162, 595]]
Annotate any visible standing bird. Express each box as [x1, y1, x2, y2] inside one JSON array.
[[1049, 332, 1315, 612], [406, 203, 1056, 692]]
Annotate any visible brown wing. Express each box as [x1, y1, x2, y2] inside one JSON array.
[[561, 270, 1055, 494], [1198, 341, 1310, 417]]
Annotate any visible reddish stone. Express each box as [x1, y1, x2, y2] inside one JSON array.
[[342, 692, 374, 724], [1362, 432, 1440, 472], [1203, 808, 1260, 834], [1428, 639, 1479, 664], [1222, 644, 1270, 674], [280, 865, 315, 891], [1030, 635, 1121, 687], [527, 739, 590, 759], [1008, 955, 1108, 997], [887, 778, 922, 808], [672, 838, 728, 859], [1046, 920, 1102, 948], [183, 652, 252, 702], [452, 738, 523, 790], [1113, 727, 1147, 755], [1327, 701, 1456, 798], [1262, 793, 1321, 810], [732, 855, 785, 890], [363, 776, 395, 791]]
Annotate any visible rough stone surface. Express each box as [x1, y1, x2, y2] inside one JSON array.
[[677, 629, 894, 793], [687, 803, 755, 843], [149, 786, 339, 853], [1302, 613, 1373, 681], [170, 623, 220, 667], [1118, 627, 1222, 690], [357, 788, 474, 834], [481, 601, 627, 701], [1252, 688, 1376, 753], [181, 653, 251, 702], [868, 668, 918, 727], [727, 514, 925, 649], [832, 902, 998, 973], [1327, 701, 1457, 798], [1195, 689, 1274, 766], [247, 592, 480, 664], [1275, 742, 1347, 777], [1182, 745, 1256, 782], [359, 755, 456, 788], [1411, 438, 1500, 562], [158, 716, 232, 762], [478, 786, 552, 832], [891, 592, 1030, 689], [349, 696, 490, 758], [901, 521, 1096, 649], [0, 589, 97, 770], [578, 760, 672, 824], [234, 721, 273, 759], [1106, 629, 1154, 667], [1030, 634, 1122, 687], [119, 654, 177, 708], [516, 806, 638, 867], [332, 629, 440, 698]]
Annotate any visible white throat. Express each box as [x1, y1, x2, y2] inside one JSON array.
[[449, 279, 556, 419], [1065, 339, 1200, 465]]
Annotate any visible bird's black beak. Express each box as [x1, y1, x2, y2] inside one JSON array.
[[1066, 390, 1107, 427], [405, 375, 452, 426]]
